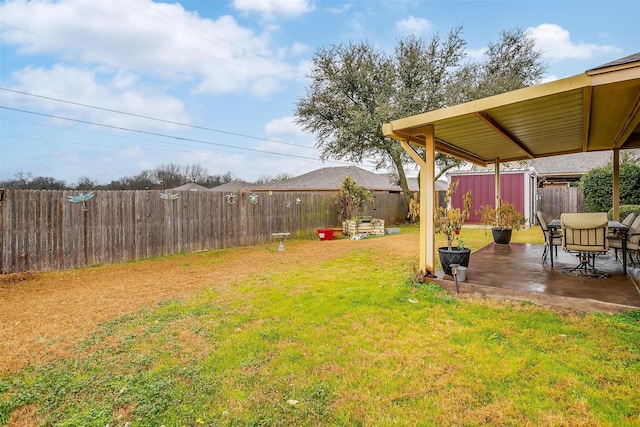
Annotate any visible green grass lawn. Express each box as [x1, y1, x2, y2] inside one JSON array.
[[1, 226, 639, 426]]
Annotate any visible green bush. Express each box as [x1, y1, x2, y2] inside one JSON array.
[[608, 204, 640, 220], [581, 162, 640, 212], [335, 176, 375, 222]]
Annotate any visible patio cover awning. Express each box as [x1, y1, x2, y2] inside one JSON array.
[[383, 53, 640, 165], [382, 52, 640, 277]]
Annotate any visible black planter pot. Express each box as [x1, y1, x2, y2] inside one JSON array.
[[492, 228, 513, 244], [438, 247, 471, 275]]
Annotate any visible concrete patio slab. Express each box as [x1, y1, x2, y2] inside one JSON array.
[[432, 242, 640, 313]]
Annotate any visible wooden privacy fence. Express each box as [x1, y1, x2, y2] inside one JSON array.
[[0, 189, 408, 274], [536, 187, 585, 220]]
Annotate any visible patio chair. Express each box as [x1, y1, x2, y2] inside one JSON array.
[[609, 214, 640, 267], [608, 212, 636, 260], [561, 212, 609, 278], [536, 211, 561, 262]]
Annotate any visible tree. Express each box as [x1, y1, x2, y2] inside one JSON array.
[[0, 172, 32, 189], [122, 170, 158, 190], [201, 171, 234, 188], [581, 154, 640, 212], [254, 173, 293, 185], [75, 176, 98, 190], [296, 26, 547, 204], [335, 176, 375, 222], [448, 27, 547, 103], [183, 164, 209, 184], [0, 173, 67, 189], [154, 163, 184, 190]]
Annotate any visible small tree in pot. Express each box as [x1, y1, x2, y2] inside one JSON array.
[[476, 200, 526, 244], [435, 181, 473, 250], [435, 182, 473, 275]]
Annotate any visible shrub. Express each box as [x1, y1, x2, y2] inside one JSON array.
[[476, 200, 526, 230], [335, 176, 375, 222], [608, 205, 640, 220], [581, 162, 640, 212]]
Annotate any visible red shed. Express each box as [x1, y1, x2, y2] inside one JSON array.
[[447, 168, 538, 225]]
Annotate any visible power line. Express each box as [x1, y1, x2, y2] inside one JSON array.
[[1, 134, 194, 154], [1, 88, 313, 150], [0, 115, 213, 153], [0, 105, 336, 164]]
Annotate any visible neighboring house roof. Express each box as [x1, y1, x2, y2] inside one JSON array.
[[252, 166, 403, 192], [529, 152, 612, 178], [209, 166, 440, 193], [170, 183, 210, 191], [209, 180, 253, 192]]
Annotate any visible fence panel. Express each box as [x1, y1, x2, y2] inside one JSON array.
[[537, 187, 585, 220], [1, 189, 408, 274]]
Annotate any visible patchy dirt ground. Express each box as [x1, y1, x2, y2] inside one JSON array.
[[0, 233, 418, 374]]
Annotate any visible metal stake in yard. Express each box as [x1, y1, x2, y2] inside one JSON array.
[[450, 263, 460, 294]]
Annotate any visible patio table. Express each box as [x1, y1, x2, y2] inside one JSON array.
[[547, 218, 629, 274]]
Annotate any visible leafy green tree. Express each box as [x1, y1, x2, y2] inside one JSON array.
[[581, 156, 640, 212], [449, 27, 546, 103], [296, 26, 547, 204]]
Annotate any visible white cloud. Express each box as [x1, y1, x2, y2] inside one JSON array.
[[0, 0, 299, 98], [264, 116, 305, 138], [526, 23, 622, 60], [6, 65, 190, 129], [232, 0, 313, 18], [396, 16, 432, 35], [290, 42, 309, 56], [261, 116, 317, 159], [324, 3, 353, 14]]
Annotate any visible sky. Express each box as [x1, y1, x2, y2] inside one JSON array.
[[1, 0, 638, 186]]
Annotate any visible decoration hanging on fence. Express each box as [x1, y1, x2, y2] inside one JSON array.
[[67, 191, 95, 203], [249, 194, 259, 205], [226, 194, 237, 205], [67, 191, 95, 211], [296, 197, 302, 205], [286, 201, 292, 208], [160, 192, 179, 200]]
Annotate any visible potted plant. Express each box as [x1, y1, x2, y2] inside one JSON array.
[[476, 200, 526, 244], [435, 181, 473, 275]]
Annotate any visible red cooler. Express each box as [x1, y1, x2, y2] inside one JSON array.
[[317, 228, 334, 240]]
